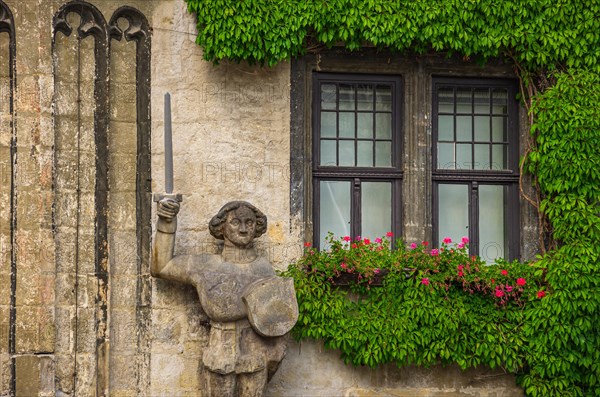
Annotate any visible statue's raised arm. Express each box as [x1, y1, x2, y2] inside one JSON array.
[[151, 197, 190, 283]]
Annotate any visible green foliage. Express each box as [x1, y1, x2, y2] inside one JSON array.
[[281, 234, 544, 372], [527, 71, 600, 244], [184, 0, 599, 69], [519, 71, 600, 397]]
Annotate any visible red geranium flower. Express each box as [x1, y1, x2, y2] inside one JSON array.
[[537, 290, 546, 298], [516, 278, 526, 286]]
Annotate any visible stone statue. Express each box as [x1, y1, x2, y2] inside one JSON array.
[[152, 199, 298, 397]]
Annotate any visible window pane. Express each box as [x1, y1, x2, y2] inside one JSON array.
[[492, 89, 507, 114], [479, 185, 507, 264], [474, 144, 489, 170], [375, 141, 392, 167], [321, 84, 337, 110], [492, 144, 507, 170], [438, 184, 469, 246], [437, 142, 455, 170], [474, 116, 490, 141], [339, 84, 355, 110], [357, 141, 373, 167], [492, 116, 507, 142], [319, 181, 351, 247], [456, 89, 472, 113], [474, 88, 490, 113], [361, 182, 391, 240], [375, 113, 392, 139], [320, 140, 336, 166], [438, 88, 454, 113], [456, 143, 472, 170], [357, 85, 374, 110], [438, 115, 454, 141], [456, 116, 471, 141], [339, 112, 355, 138], [339, 140, 355, 166], [357, 113, 373, 138], [376, 86, 392, 111], [321, 111, 336, 137]]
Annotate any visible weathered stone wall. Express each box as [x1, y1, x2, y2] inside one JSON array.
[[0, 0, 530, 396]]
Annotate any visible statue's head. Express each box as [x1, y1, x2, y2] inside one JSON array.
[[209, 201, 267, 247]]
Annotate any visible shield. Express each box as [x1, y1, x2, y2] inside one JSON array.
[[242, 276, 299, 337]]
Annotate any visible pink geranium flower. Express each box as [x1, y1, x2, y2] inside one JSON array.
[[430, 249, 439, 256], [516, 278, 526, 286], [506, 286, 513, 292], [375, 237, 382, 244], [410, 242, 417, 249], [386, 231, 393, 237], [457, 242, 465, 249], [343, 236, 351, 242], [421, 278, 430, 286], [443, 237, 452, 244], [340, 262, 348, 270], [461, 236, 469, 243], [495, 289, 504, 298], [363, 238, 371, 245]]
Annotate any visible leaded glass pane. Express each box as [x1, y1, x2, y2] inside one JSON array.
[[438, 142, 455, 170], [339, 112, 355, 138], [376, 86, 392, 111], [320, 140, 336, 166], [456, 116, 472, 141], [375, 113, 392, 139], [438, 88, 454, 113], [474, 88, 490, 113], [357, 113, 373, 138], [319, 181, 351, 247], [321, 84, 337, 110], [456, 143, 472, 169], [357, 85, 374, 111], [357, 141, 373, 167], [474, 144, 489, 170], [492, 116, 507, 142], [438, 184, 469, 246], [339, 140, 354, 166], [438, 115, 454, 141], [456, 89, 472, 113], [375, 141, 392, 167], [474, 116, 490, 141], [321, 111, 336, 137], [492, 89, 508, 114], [339, 84, 355, 110], [479, 185, 507, 264], [492, 144, 507, 170], [361, 182, 392, 240]]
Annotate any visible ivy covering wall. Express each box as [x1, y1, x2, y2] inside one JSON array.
[[184, 1, 599, 396]]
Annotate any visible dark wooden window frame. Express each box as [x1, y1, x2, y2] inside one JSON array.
[[312, 73, 403, 248], [432, 77, 520, 260]]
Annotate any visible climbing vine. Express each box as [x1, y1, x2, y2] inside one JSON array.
[[185, 1, 600, 396], [184, 0, 599, 70]]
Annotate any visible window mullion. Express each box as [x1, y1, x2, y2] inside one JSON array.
[[470, 181, 479, 256], [353, 177, 361, 239]]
